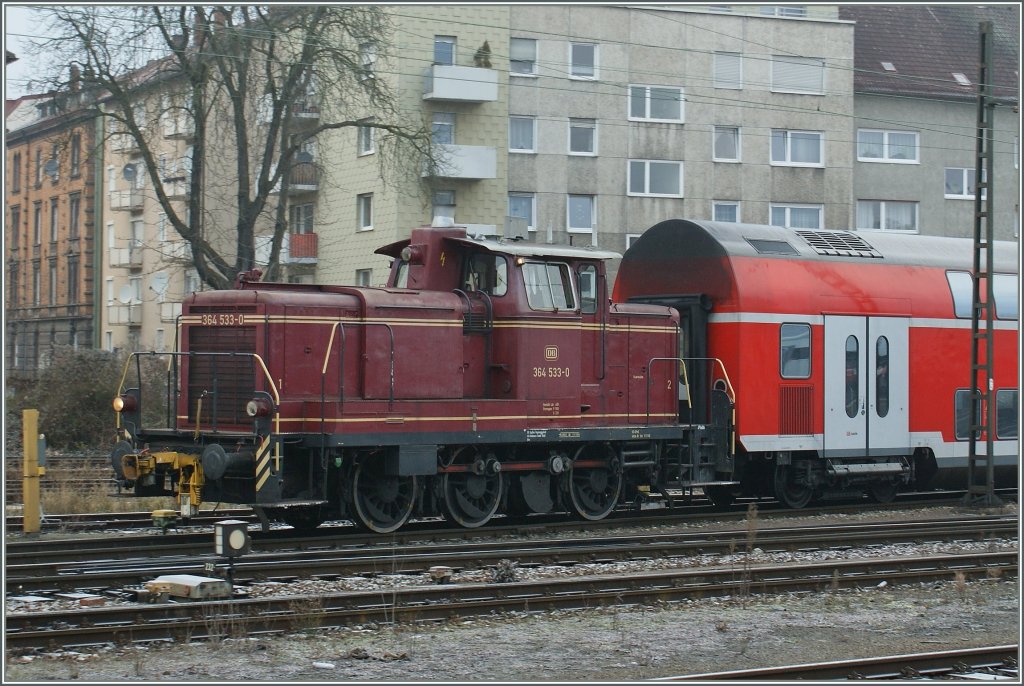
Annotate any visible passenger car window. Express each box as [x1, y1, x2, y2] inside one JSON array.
[[523, 262, 575, 311], [780, 323, 810, 378], [996, 389, 1018, 439]]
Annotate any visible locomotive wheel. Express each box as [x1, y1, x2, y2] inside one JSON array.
[[279, 505, 326, 531], [773, 464, 813, 509], [867, 479, 899, 504], [351, 462, 418, 534], [567, 445, 622, 521], [442, 471, 505, 528]]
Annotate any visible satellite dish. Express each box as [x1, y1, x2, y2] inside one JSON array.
[[296, 150, 313, 164], [117, 284, 133, 304], [122, 163, 137, 180], [43, 158, 59, 179]]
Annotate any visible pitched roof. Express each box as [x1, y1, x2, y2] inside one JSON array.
[[840, 4, 1019, 103]]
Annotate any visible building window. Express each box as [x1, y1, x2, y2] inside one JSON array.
[[508, 192, 536, 232], [625, 233, 641, 249], [49, 197, 59, 242], [856, 129, 919, 163], [355, 269, 372, 287], [70, 132, 82, 177], [434, 35, 455, 65], [568, 118, 596, 155], [856, 200, 918, 232], [567, 194, 595, 233], [33, 263, 40, 305], [770, 203, 823, 229], [713, 52, 742, 89], [510, 37, 537, 75], [432, 112, 455, 145], [12, 153, 21, 192], [509, 116, 536, 152], [359, 42, 377, 79], [761, 5, 807, 17], [35, 147, 43, 186], [780, 323, 811, 378], [569, 42, 597, 79], [713, 201, 740, 222], [290, 203, 314, 233], [628, 84, 683, 122], [944, 167, 986, 199], [67, 257, 79, 303], [357, 119, 375, 155], [771, 55, 824, 94], [10, 206, 20, 249], [628, 160, 683, 197], [49, 143, 60, 183], [713, 126, 741, 162], [770, 129, 823, 166], [357, 193, 373, 231], [432, 190, 456, 224], [49, 262, 57, 305], [33, 202, 42, 245], [68, 193, 81, 239]]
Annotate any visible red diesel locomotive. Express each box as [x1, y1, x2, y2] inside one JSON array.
[[615, 219, 1018, 508], [110, 220, 1018, 531]]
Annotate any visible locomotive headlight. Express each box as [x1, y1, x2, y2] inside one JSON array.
[[113, 395, 137, 413], [246, 398, 272, 417]]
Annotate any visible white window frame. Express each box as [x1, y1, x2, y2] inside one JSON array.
[[569, 42, 598, 80], [357, 119, 375, 156], [944, 167, 986, 200], [713, 201, 741, 223], [770, 129, 824, 167], [357, 193, 373, 231], [359, 42, 377, 79], [509, 116, 536, 153], [628, 84, 684, 123], [761, 5, 807, 17], [625, 233, 642, 249], [355, 269, 372, 287], [769, 203, 823, 229], [510, 37, 537, 76], [508, 192, 537, 232], [566, 194, 595, 234], [712, 126, 741, 162], [713, 52, 742, 89], [432, 112, 455, 145], [855, 200, 919, 234], [770, 55, 825, 94], [627, 159, 684, 198], [290, 202, 315, 234], [856, 129, 919, 164], [433, 35, 456, 66], [568, 118, 597, 156]]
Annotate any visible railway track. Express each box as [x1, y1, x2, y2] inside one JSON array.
[[659, 644, 1020, 680], [5, 551, 1017, 652], [5, 515, 1017, 593]]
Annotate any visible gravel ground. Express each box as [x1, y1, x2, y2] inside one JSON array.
[[4, 504, 1020, 683]]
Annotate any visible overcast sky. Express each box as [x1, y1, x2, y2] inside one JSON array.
[[4, 4, 44, 99]]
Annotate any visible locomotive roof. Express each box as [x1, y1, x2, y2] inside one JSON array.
[[376, 231, 621, 262], [630, 219, 1019, 273]]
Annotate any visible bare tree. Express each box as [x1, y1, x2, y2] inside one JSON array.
[[29, 5, 435, 288]]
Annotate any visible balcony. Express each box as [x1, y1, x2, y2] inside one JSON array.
[[108, 302, 142, 325], [423, 65, 498, 102], [162, 175, 189, 199], [109, 244, 143, 269], [162, 240, 190, 262], [283, 232, 318, 264], [160, 302, 182, 322], [423, 144, 497, 180], [289, 98, 321, 122], [110, 189, 144, 211], [287, 163, 319, 193]]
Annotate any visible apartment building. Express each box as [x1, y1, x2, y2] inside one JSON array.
[[841, 4, 1020, 240], [5, 90, 98, 379]]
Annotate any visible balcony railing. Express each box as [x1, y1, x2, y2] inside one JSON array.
[[423, 144, 497, 180], [109, 244, 144, 268], [290, 99, 321, 120], [423, 65, 498, 102], [108, 302, 142, 325], [283, 232, 318, 263], [160, 302, 182, 322], [287, 163, 319, 192], [110, 189, 144, 211]]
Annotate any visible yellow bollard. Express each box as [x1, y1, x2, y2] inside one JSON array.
[[21, 409, 45, 534]]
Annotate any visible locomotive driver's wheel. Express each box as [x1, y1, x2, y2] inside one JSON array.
[[773, 463, 814, 509], [567, 444, 622, 521], [352, 461, 418, 533], [443, 470, 505, 528]]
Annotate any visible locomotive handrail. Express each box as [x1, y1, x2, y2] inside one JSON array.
[[681, 357, 735, 406], [320, 320, 396, 408]]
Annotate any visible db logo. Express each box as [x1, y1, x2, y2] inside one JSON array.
[[544, 346, 559, 361]]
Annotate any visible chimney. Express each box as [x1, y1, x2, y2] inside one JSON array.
[[69, 64, 80, 92]]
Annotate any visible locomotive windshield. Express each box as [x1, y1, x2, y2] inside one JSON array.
[[462, 253, 508, 296]]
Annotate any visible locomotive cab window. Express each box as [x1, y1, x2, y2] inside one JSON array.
[[779, 323, 810, 378], [522, 261, 575, 311], [578, 264, 598, 313], [462, 253, 508, 296]]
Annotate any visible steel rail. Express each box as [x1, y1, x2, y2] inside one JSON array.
[[5, 551, 1017, 652]]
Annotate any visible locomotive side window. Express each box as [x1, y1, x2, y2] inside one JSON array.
[[875, 336, 889, 417], [946, 271, 972, 318], [394, 260, 409, 288], [954, 389, 981, 440], [779, 323, 810, 378], [993, 274, 1018, 320], [845, 335, 859, 418], [578, 264, 597, 313], [523, 261, 576, 311], [463, 253, 508, 296], [996, 389, 1018, 439]]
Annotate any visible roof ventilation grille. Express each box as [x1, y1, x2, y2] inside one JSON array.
[[794, 230, 883, 259]]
